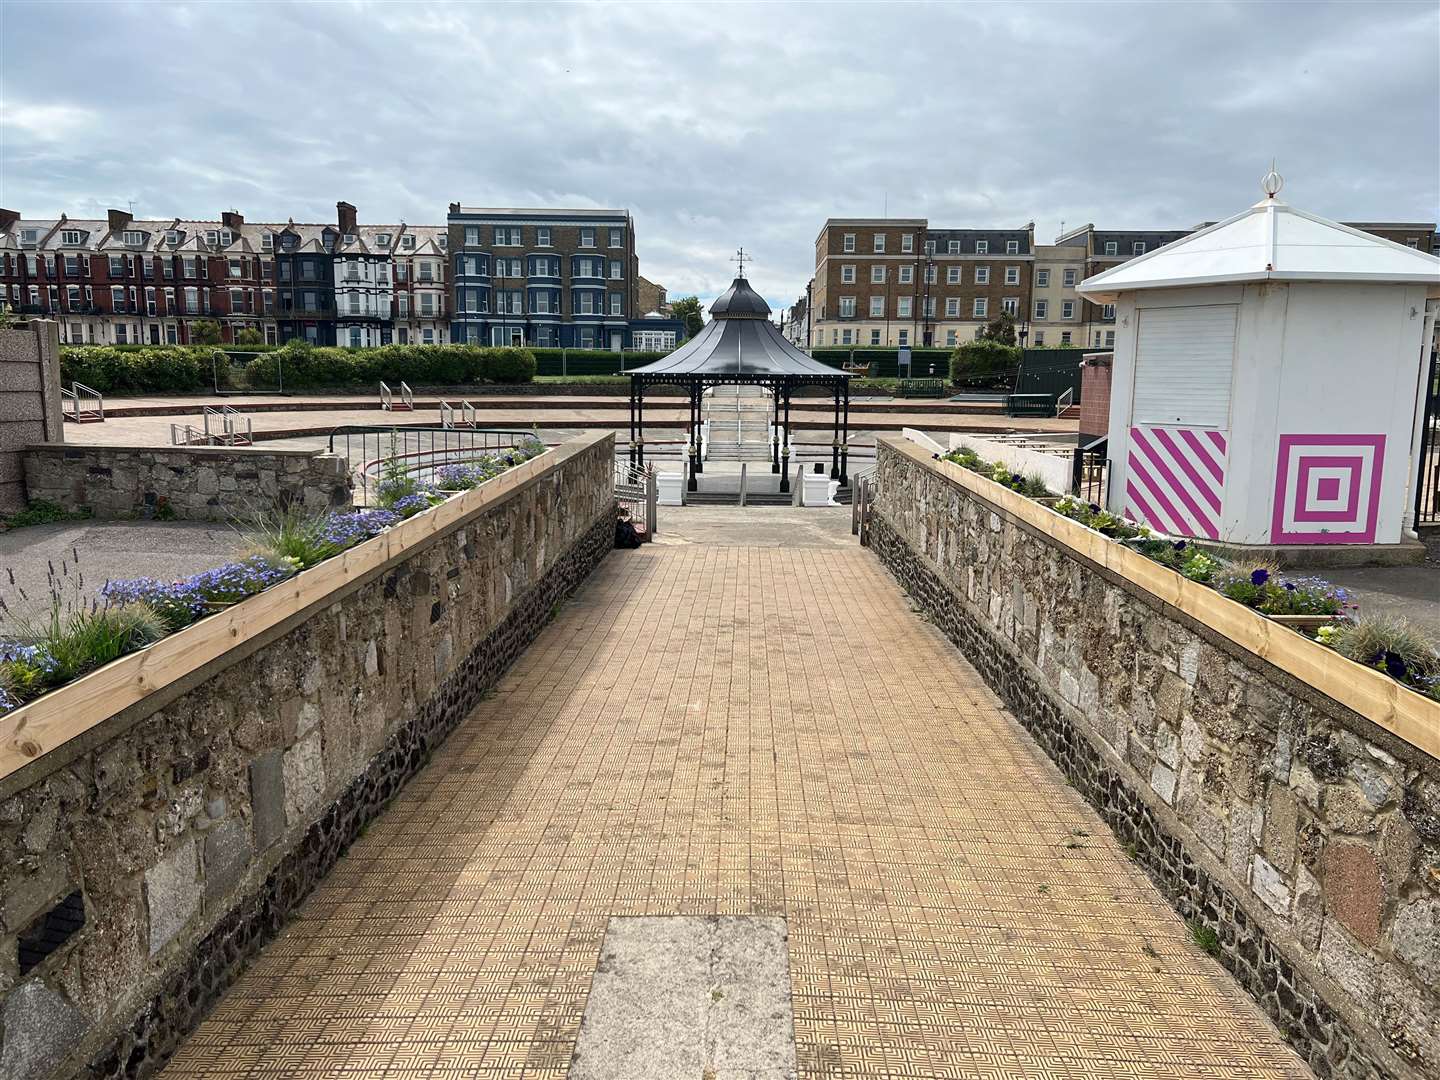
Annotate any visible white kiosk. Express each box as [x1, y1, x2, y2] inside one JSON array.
[[1078, 172, 1440, 556]]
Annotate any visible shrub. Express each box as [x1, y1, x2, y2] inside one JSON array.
[[950, 339, 1020, 383], [61, 345, 215, 394], [3, 500, 90, 530], [481, 346, 537, 383]]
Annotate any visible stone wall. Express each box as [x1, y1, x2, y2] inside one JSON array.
[[0, 320, 64, 512], [0, 433, 615, 1080], [23, 444, 353, 521], [869, 437, 1439, 1080]]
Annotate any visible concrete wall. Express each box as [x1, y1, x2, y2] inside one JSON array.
[[0, 433, 614, 1080], [870, 437, 1440, 1080], [23, 444, 353, 521], [0, 319, 64, 512], [945, 432, 1073, 494]]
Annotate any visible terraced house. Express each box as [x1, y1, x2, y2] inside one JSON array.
[[808, 218, 1036, 349], [447, 205, 682, 351]]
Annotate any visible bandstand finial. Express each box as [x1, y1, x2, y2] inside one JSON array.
[[732, 246, 748, 277], [1261, 159, 1284, 199]]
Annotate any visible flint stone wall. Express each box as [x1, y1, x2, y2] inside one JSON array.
[[23, 444, 352, 521], [0, 321, 65, 512], [870, 437, 1440, 1080], [0, 433, 615, 1079]]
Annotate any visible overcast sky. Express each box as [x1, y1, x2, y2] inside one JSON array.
[[2, 1, 1436, 314]]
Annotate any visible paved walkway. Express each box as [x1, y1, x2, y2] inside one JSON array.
[[164, 511, 1304, 1078]]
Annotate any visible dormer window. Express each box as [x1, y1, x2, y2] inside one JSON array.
[[976, 240, 989, 254], [1132, 241, 1146, 255], [166, 230, 182, 246], [261, 232, 273, 251], [376, 233, 391, 247], [1006, 240, 1019, 254], [205, 229, 219, 246], [344, 233, 357, 244], [20, 229, 38, 246], [402, 235, 415, 249], [123, 230, 144, 246], [219, 229, 233, 247], [437, 236, 446, 249], [1104, 241, 1118, 256], [61, 230, 83, 245]]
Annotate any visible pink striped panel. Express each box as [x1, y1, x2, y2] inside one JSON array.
[[1127, 425, 1227, 539]]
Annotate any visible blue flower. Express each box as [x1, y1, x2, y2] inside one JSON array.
[[1172, 540, 1187, 552], [1383, 651, 1408, 679], [391, 493, 434, 519], [1250, 569, 1270, 586]]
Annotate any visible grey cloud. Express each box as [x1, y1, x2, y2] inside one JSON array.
[[1, 0, 1435, 312]]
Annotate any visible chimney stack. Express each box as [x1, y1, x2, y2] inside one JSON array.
[[337, 201, 357, 234], [107, 208, 133, 232], [222, 209, 245, 230], [0, 209, 18, 231]]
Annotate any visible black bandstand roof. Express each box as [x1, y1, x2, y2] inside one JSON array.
[[626, 277, 849, 384]]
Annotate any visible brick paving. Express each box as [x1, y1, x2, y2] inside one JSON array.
[[164, 534, 1306, 1078]]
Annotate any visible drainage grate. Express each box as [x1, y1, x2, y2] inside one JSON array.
[[18, 890, 86, 975]]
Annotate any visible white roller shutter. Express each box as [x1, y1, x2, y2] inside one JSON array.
[[1132, 305, 1236, 427]]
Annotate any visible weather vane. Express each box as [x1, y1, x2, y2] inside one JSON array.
[[732, 246, 748, 277], [1261, 158, 1284, 199]]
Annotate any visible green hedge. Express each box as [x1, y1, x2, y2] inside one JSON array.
[[950, 339, 1020, 383], [60, 346, 218, 394], [57, 343, 701, 392], [242, 344, 537, 389]]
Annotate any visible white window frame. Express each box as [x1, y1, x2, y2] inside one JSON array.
[[897, 296, 913, 318], [839, 297, 856, 317], [873, 233, 885, 253], [946, 266, 961, 284], [1034, 299, 1048, 320], [868, 296, 884, 317], [898, 265, 913, 284], [537, 227, 551, 246], [976, 240, 989, 254], [1002, 297, 1018, 316], [1005, 267, 1019, 285], [947, 240, 960, 254], [1006, 240, 1019, 254], [870, 265, 885, 284], [975, 266, 990, 284], [1061, 300, 1075, 319], [1132, 241, 1146, 255], [1036, 268, 1050, 287], [1104, 241, 1118, 256], [972, 297, 988, 318], [1063, 268, 1078, 287], [579, 228, 595, 248], [842, 233, 855, 253], [840, 265, 855, 284], [901, 234, 913, 253], [945, 298, 960, 318], [608, 227, 622, 248]]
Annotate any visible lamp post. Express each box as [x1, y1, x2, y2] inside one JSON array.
[[1018, 319, 1030, 349]]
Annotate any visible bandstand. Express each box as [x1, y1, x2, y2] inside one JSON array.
[[625, 274, 852, 493]]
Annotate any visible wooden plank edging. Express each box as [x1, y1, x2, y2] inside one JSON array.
[[880, 436, 1439, 762], [0, 432, 614, 782]]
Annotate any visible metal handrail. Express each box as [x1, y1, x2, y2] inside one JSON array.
[[400, 381, 414, 410], [1056, 387, 1074, 416], [61, 381, 104, 422]]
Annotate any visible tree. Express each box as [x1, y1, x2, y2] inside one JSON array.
[[977, 311, 1018, 346], [190, 319, 223, 345], [670, 296, 704, 340], [234, 327, 264, 346], [950, 338, 1021, 386]]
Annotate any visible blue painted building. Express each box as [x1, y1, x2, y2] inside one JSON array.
[[447, 205, 684, 350]]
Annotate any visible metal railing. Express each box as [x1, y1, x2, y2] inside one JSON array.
[[202, 405, 253, 446], [1071, 436, 1109, 503], [1415, 350, 1439, 527], [60, 382, 104, 423], [440, 400, 477, 429], [327, 425, 539, 507], [1055, 387, 1074, 416], [379, 380, 414, 412], [615, 461, 658, 539], [170, 422, 206, 446]]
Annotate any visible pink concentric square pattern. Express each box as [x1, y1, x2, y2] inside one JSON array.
[[1271, 434, 1385, 544]]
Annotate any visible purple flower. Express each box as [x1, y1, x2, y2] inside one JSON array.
[[1283, 582, 1296, 592], [186, 555, 292, 605], [1088, 503, 1101, 513], [391, 494, 434, 519], [101, 577, 208, 628], [0, 641, 56, 676], [318, 509, 399, 549], [1384, 651, 1408, 679], [1172, 540, 1187, 552], [1250, 568, 1270, 586]]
